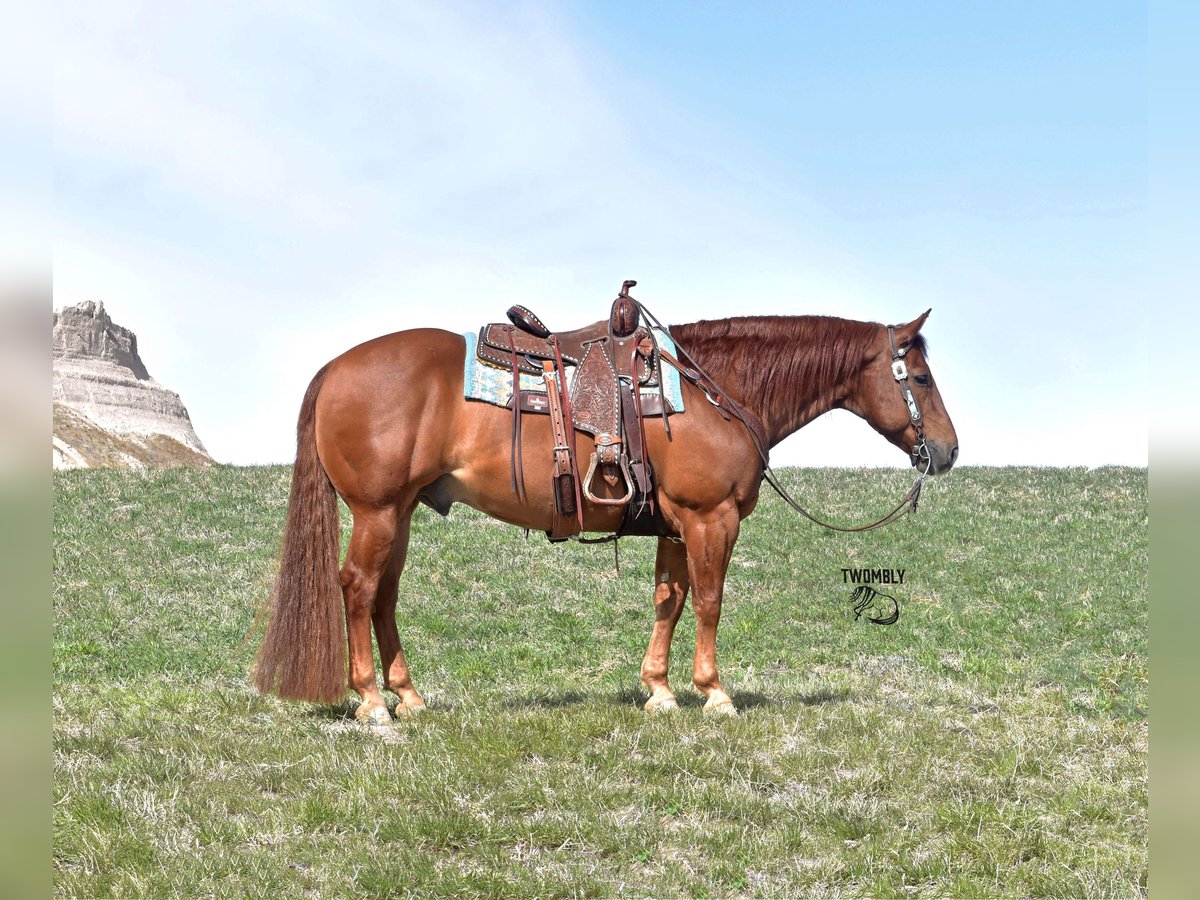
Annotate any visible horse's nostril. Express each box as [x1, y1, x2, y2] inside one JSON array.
[[949, 445, 959, 465]]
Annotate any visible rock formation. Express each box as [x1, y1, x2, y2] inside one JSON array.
[[53, 301, 213, 469]]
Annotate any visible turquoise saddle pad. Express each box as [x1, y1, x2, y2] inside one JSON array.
[[462, 328, 685, 412]]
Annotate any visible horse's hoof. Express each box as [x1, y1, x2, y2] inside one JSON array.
[[645, 696, 679, 715], [356, 704, 392, 726], [703, 698, 738, 717], [395, 701, 426, 716]]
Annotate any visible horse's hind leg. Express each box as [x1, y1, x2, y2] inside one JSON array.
[[372, 505, 425, 714], [640, 538, 690, 713], [340, 504, 401, 725]]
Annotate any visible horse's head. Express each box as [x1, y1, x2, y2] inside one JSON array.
[[845, 310, 959, 475]]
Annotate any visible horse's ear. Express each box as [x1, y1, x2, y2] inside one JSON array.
[[893, 309, 931, 348]]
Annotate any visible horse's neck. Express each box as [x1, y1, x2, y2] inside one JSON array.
[[767, 388, 841, 446], [683, 324, 858, 447]]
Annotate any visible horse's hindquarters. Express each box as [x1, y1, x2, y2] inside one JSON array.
[[315, 328, 469, 508]]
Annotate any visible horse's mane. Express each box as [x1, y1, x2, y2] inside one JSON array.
[[671, 315, 925, 428]]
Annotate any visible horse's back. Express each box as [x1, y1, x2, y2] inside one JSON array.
[[327, 326, 464, 378]]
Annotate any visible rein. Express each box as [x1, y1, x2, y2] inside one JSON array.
[[634, 301, 931, 534]]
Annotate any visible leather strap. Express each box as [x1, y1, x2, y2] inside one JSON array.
[[658, 346, 770, 458], [619, 380, 654, 509], [550, 337, 584, 532], [629, 331, 652, 473], [506, 326, 526, 503], [622, 334, 654, 504], [542, 359, 581, 540]]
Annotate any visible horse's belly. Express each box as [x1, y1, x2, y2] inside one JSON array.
[[428, 467, 555, 531]]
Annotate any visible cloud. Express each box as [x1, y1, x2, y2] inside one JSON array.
[[56, 2, 636, 248], [54, 1, 842, 463], [53, 1, 1146, 468]]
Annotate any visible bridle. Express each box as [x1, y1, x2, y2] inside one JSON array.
[[754, 325, 932, 533], [635, 301, 934, 534], [887, 324, 932, 474]]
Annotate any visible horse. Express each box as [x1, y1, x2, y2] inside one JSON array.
[[254, 308, 958, 723]]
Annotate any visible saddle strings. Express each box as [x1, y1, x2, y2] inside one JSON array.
[[505, 326, 527, 504]]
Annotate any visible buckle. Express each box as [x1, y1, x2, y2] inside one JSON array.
[[891, 359, 908, 381], [906, 394, 922, 420]]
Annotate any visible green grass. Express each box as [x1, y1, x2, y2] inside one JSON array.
[[53, 465, 1146, 897]]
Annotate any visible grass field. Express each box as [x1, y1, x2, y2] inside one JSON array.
[[53, 465, 1147, 898]]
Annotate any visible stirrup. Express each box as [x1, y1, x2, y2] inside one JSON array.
[[582, 451, 634, 506]]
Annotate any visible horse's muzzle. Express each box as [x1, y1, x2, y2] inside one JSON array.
[[918, 440, 958, 476]]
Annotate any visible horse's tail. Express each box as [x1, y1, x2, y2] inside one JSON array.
[[254, 364, 347, 702]]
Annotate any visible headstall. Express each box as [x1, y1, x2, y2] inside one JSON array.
[[887, 324, 932, 475]]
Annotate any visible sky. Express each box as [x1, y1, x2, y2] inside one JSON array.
[[52, 1, 1147, 468]]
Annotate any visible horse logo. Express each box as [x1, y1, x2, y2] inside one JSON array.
[[850, 584, 900, 625]]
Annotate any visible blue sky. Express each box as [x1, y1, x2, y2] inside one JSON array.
[[53, 1, 1147, 467]]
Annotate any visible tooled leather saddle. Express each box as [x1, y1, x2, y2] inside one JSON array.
[[475, 280, 675, 541]]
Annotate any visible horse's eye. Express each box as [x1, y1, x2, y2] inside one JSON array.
[[913, 373, 931, 387]]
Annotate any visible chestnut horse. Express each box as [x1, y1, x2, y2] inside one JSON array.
[[255, 310, 958, 723]]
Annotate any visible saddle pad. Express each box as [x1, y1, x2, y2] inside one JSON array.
[[462, 329, 686, 412]]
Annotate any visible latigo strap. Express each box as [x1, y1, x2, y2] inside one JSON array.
[[541, 359, 582, 540]]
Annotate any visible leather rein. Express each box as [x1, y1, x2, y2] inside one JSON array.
[[635, 302, 932, 534]]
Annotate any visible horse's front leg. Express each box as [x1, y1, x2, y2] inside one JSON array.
[[640, 537, 690, 713], [681, 503, 741, 715]]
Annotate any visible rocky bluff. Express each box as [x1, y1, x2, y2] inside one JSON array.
[[53, 301, 213, 469]]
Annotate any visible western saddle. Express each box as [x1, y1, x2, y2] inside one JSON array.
[[475, 280, 675, 541]]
